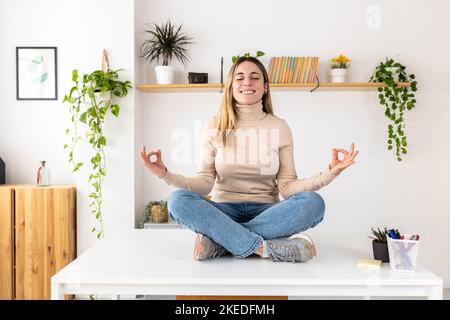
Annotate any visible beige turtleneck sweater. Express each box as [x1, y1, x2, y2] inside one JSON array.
[[161, 101, 338, 203]]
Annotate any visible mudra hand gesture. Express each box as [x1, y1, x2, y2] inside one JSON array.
[[140, 145, 167, 178], [329, 143, 359, 176]]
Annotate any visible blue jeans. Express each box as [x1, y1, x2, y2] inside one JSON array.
[[167, 189, 326, 258]]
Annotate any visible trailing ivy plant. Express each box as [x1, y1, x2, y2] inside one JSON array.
[[369, 58, 417, 161], [232, 51, 265, 64], [63, 69, 132, 239]]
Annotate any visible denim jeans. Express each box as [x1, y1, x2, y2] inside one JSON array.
[[167, 189, 326, 258]]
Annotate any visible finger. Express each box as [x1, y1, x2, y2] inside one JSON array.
[[337, 148, 348, 155], [332, 148, 338, 161], [348, 150, 359, 161], [345, 161, 356, 168], [336, 149, 349, 160], [140, 147, 148, 161], [157, 149, 162, 161], [346, 150, 359, 162], [349, 143, 355, 154]]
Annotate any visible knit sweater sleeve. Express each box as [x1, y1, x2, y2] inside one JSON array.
[[276, 120, 338, 199], [160, 118, 217, 196]]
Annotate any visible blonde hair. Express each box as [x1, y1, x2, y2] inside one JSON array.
[[213, 56, 274, 146]]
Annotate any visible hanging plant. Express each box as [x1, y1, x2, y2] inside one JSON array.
[[63, 68, 132, 239], [369, 58, 417, 161], [232, 51, 265, 64]]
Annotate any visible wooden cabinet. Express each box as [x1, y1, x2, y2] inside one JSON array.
[[0, 185, 76, 300]]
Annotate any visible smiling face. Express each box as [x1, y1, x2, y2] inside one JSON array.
[[232, 61, 268, 105]]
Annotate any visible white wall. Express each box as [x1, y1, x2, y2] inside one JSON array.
[[0, 0, 135, 254], [136, 0, 450, 283]]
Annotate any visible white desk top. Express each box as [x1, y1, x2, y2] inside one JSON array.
[[52, 229, 442, 288]]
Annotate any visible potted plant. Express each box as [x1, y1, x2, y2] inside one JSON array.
[[140, 20, 194, 84], [369, 58, 418, 161], [368, 227, 390, 262], [63, 68, 132, 239], [139, 200, 169, 227], [330, 54, 350, 83], [232, 51, 265, 63]]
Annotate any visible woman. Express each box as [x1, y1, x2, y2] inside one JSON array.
[[140, 56, 358, 263]]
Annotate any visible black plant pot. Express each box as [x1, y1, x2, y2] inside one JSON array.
[[372, 240, 389, 262]]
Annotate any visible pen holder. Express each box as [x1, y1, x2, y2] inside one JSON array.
[[387, 234, 420, 272]]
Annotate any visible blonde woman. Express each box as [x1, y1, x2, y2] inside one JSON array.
[[140, 56, 358, 262]]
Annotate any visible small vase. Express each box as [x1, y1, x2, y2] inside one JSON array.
[[154, 65, 175, 84], [150, 205, 168, 223], [330, 68, 347, 83], [372, 240, 389, 262]]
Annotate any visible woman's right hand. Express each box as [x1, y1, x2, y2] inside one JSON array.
[[140, 145, 168, 178]]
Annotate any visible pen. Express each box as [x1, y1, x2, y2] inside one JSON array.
[[388, 229, 398, 239]]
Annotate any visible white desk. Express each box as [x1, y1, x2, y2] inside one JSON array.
[[51, 229, 443, 300]]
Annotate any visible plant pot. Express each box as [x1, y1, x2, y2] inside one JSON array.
[[154, 65, 174, 84], [150, 205, 168, 223], [372, 240, 389, 262], [330, 68, 347, 83]]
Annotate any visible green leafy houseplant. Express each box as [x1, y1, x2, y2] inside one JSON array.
[[140, 20, 193, 67], [232, 51, 265, 64], [139, 200, 168, 228], [369, 58, 418, 161], [63, 69, 132, 239], [369, 227, 388, 244]]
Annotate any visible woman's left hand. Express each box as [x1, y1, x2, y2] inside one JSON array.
[[329, 143, 359, 176]]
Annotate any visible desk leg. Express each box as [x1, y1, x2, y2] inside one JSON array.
[[51, 283, 65, 300], [428, 286, 443, 300]]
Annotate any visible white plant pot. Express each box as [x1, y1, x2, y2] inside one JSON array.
[[154, 65, 174, 84], [330, 68, 347, 83]]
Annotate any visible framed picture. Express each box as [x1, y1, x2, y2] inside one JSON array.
[[16, 47, 57, 100]]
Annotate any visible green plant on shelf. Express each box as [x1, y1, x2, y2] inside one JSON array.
[[369, 58, 418, 161], [368, 227, 389, 244], [139, 200, 168, 228], [232, 51, 265, 64], [140, 20, 193, 67]]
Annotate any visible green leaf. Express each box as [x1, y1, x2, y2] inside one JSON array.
[[73, 162, 83, 172], [63, 144, 68, 149], [69, 86, 77, 98], [72, 69, 78, 82], [110, 104, 120, 117], [79, 112, 88, 123], [99, 136, 106, 146]]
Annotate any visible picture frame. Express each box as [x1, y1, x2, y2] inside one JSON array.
[[16, 47, 57, 100]]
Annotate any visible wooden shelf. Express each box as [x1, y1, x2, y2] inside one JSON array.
[[137, 82, 411, 92]]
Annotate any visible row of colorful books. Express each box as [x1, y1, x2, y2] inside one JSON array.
[[268, 57, 319, 83]]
